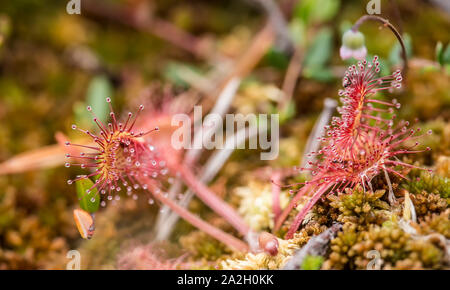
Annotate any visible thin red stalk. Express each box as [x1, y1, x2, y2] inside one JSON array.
[[174, 164, 250, 237], [274, 185, 310, 232], [285, 183, 332, 239], [146, 183, 248, 252], [271, 172, 282, 222]]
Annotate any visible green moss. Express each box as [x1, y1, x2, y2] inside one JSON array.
[[402, 170, 450, 200], [301, 255, 324, 270], [179, 231, 231, 261], [328, 186, 390, 227]]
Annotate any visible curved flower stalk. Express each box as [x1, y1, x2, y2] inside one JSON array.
[[65, 98, 249, 252], [275, 57, 432, 239], [351, 15, 408, 73]]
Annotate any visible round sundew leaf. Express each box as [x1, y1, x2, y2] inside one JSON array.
[[76, 178, 100, 213]]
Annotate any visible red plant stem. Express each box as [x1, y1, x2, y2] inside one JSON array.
[[145, 181, 249, 252], [174, 164, 251, 237], [285, 184, 331, 239], [274, 182, 334, 234], [274, 185, 309, 232], [352, 15, 408, 74], [271, 172, 282, 222]]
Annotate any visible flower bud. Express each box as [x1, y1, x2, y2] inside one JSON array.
[[258, 232, 279, 256], [340, 30, 367, 60]]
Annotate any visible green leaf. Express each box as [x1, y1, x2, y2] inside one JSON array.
[[163, 62, 204, 88], [288, 18, 306, 45], [441, 44, 450, 65], [303, 67, 334, 82], [436, 42, 443, 65], [301, 255, 324, 270], [76, 178, 100, 213], [388, 33, 412, 67], [272, 100, 296, 125], [293, 0, 340, 24], [304, 28, 333, 70], [264, 47, 290, 70], [86, 75, 112, 125]]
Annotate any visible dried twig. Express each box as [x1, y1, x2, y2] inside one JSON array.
[[278, 44, 304, 112], [82, 0, 209, 58]]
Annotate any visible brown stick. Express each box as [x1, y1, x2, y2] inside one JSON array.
[[82, 0, 209, 58], [219, 24, 275, 88], [279, 44, 304, 111]]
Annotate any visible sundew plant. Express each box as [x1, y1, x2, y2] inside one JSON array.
[[274, 57, 433, 239], [0, 0, 448, 271]]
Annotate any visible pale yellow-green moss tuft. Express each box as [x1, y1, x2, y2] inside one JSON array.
[[235, 181, 290, 231], [220, 238, 300, 270]]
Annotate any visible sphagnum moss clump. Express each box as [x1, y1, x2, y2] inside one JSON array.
[[234, 181, 290, 231], [323, 222, 448, 270], [179, 230, 232, 261], [417, 209, 450, 238], [402, 170, 450, 201], [220, 238, 300, 270], [328, 186, 390, 227]]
